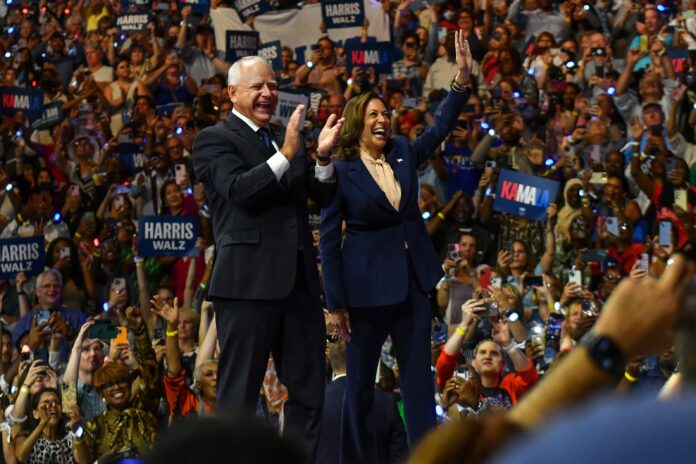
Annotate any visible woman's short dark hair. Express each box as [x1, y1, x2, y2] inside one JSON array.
[[334, 91, 391, 161], [159, 179, 181, 215]]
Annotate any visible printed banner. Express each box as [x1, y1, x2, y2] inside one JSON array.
[[0, 237, 45, 278], [225, 30, 260, 63], [493, 169, 559, 220], [273, 91, 309, 127], [345, 41, 393, 75], [258, 40, 282, 70], [178, 0, 210, 14], [116, 13, 152, 33], [120, 0, 151, 11], [0, 87, 43, 120], [117, 143, 146, 175], [30, 101, 64, 131], [232, 0, 270, 21], [138, 216, 199, 257], [321, 0, 365, 29]]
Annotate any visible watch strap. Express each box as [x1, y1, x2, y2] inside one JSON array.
[[579, 330, 627, 381]]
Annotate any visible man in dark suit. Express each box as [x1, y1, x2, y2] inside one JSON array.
[[317, 340, 408, 464], [192, 55, 344, 459]]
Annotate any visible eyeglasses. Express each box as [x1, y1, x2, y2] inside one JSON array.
[[99, 379, 129, 391], [403, 42, 417, 49], [603, 274, 622, 282]]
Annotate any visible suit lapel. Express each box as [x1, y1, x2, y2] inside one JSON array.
[[346, 158, 395, 213], [224, 113, 274, 162], [386, 149, 411, 212]]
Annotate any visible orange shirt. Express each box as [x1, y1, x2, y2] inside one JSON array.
[[163, 369, 214, 417]]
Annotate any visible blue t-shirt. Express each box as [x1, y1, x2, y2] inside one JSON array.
[[440, 143, 480, 198]]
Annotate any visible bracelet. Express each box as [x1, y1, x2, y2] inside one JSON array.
[[437, 212, 446, 220], [16, 291, 25, 296], [624, 370, 638, 382], [455, 326, 466, 336], [19, 385, 29, 394], [199, 282, 207, 290], [166, 329, 178, 337], [450, 80, 470, 93]]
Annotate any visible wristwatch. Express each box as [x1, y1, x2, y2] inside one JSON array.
[[579, 330, 627, 381], [315, 151, 332, 162]]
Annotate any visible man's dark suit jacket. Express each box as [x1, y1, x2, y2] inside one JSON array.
[[192, 112, 336, 301], [316, 376, 408, 464]]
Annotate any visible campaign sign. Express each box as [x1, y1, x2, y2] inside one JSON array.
[[493, 169, 559, 220], [116, 13, 151, 33], [120, 0, 151, 11], [225, 31, 260, 63], [138, 216, 199, 257], [321, 0, 365, 29], [258, 40, 282, 70], [274, 91, 309, 127], [0, 237, 45, 278], [232, 0, 269, 21], [179, 0, 210, 14], [118, 143, 146, 174], [30, 101, 64, 131], [345, 42, 393, 75], [0, 87, 43, 120]]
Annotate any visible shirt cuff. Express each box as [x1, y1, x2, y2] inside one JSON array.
[[315, 162, 334, 182], [267, 152, 291, 181]]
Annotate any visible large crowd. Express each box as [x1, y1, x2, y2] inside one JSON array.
[[0, 0, 694, 462]]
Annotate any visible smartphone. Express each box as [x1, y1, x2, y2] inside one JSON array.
[[596, 64, 605, 77], [490, 276, 502, 289], [60, 247, 70, 259], [545, 312, 565, 344], [523, 275, 544, 287], [36, 309, 51, 326], [640, 35, 649, 53], [569, 269, 583, 286], [19, 345, 33, 362], [582, 249, 608, 262], [70, 185, 80, 197], [638, 11, 646, 23], [113, 326, 129, 345], [606, 216, 620, 236], [87, 319, 119, 340], [386, 79, 405, 90], [114, 184, 130, 196], [454, 370, 470, 381], [485, 160, 497, 169], [501, 241, 513, 255], [590, 172, 608, 184], [659, 221, 672, 247], [432, 321, 448, 343], [447, 243, 461, 261], [112, 277, 126, 294], [437, 27, 448, 41], [675, 189, 688, 210], [175, 164, 186, 185], [639, 252, 650, 270], [650, 125, 662, 136], [403, 97, 420, 108], [483, 300, 500, 318]]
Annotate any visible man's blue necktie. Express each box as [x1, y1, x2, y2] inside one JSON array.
[[258, 127, 273, 150]]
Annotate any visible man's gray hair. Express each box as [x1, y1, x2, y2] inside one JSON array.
[[227, 56, 273, 86], [36, 269, 63, 291]]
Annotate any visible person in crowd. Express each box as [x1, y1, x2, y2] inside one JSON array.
[[320, 31, 472, 462], [63, 321, 106, 421]]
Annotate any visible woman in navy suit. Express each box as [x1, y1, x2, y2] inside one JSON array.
[[320, 31, 473, 463]]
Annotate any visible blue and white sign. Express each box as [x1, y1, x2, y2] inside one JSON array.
[[118, 143, 146, 174], [225, 31, 260, 63], [493, 169, 559, 220], [116, 13, 151, 33], [321, 0, 365, 29], [273, 91, 309, 127], [30, 101, 64, 131], [179, 0, 210, 14], [345, 41, 393, 74], [258, 40, 282, 70], [0, 87, 43, 120], [138, 216, 199, 257], [232, 0, 270, 21], [0, 237, 45, 278]]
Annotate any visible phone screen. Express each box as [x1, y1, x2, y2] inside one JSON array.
[[606, 217, 620, 236], [523, 276, 544, 287], [659, 221, 672, 247]]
